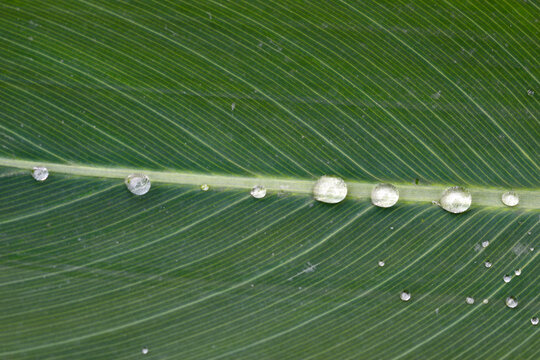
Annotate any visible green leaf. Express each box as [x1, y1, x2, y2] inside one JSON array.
[[0, 1, 538, 359]]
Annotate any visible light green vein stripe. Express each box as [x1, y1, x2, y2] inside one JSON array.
[[1, 157, 539, 209]]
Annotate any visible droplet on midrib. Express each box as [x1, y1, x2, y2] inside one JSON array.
[[400, 291, 411, 302], [32, 166, 48, 181], [125, 174, 150, 195], [439, 186, 471, 213], [313, 176, 347, 204], [371, 183, 399, 208], [251, 185, 266, 199], [506, 296, 518, 309], [200, 184, 209, 191], [501, 191, 519, 207]]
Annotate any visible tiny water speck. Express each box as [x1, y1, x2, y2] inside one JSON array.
[[527, 89, 534, 96], [371, 183, 399, 208], [514, 268, 521, 276], [32, 166, 48, 181], [482, 299, 489, 304], [506, 296, 518, 309], [400, 291, 411, 302], [378, 260, 385, 267], [501, 191, 519, 207], [251, 185, 266, 199], [313, 176, 347, 204], [503, 274, 512, 283], [142, 347, 149, 355], [439, 186, 471, 213], [125, 174, 150, 195], [531, 317, 539, 326], [466, 297, 474, 305], [482, 240, 490, 248], [231, 102, 236, 111], [200, 184, 209, 191], [484, 261, 492, 268]]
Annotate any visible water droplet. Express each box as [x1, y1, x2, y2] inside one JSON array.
[[231, 102, 236, 111], [431, 90, 442, 99], [142, 347, 149, 355], [514, 268, 521, 276], [251, 185, 266, 199], [371, 183, 399, 208], [503, 274, 512, 283], [439, 186, 471, 213], [501, 191, 519, 207], [32, 166, 48, 181], [400, 291, 411, 302], [200, 184, 209, 191], [125, 174, 150, 195], [378, 260, 385, 267], [466, 296, 474, 305], [313, 176, 347, 204], [506, 296, 518, 309], [527, 89, 534, 96], [484, 261, 492, 268], [482, 298, 489, 304], [531, 317, 539, 326], [482, 240, 490, 248]]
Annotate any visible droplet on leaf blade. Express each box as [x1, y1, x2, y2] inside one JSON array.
[[400, 291, 411, 302], [506, 296, 518, 309], [251, 185, 266, 199], [32, 166, 48, 181]]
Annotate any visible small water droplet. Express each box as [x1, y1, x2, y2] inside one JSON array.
[[371, 183, 399, 208], [484, 261, 492, 268], [514, 268, 521, 276], [466, 296, 474, 305], [431, 90, 441, 99], [378, 260, 385, 267], [142, 347, 149, 355], [482, 298, 489, 304], [200, 184, 209, 191], [400, 291, 411, 302], [482, 240, 490, 248], [125, 174, 150, 195], [501, 191, 519, 207], [505, 296, 518, 308], [439, 186, 471, 213], [503, 274, 512, 283], [531, 317, 539, 326], [251, 185, 266, 199], [313, 176, 347, 204], [32, 166, 48, 181], [527, 89, 534, 96], [231, 102, 236, 111]]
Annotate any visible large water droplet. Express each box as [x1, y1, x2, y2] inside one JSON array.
[[251, 185, 266, 199], [125, 174, 150, 195], [313, 176, 347, 204], [439, 186, 471, 213], [501, 191, 519, 207], [371, 183, 399, 208], [466, 296, 474, 305], [506, 296, 518, 309], [503, 274, 512, 283], [531, 317, 539, 326], [400, 291, 411, 302], [32, 166, 48, 181], [200, 184, 209, 191]]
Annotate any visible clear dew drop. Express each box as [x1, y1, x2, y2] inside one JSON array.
[[32, 166, 48, 181], [378, 260, 385, 267], [514, 268, 521, 276], [482, 240, 490, 248], [313, 176, 347, 204], [482, 299, 489, 304], [466, 297, 474, 305], [439, 186, 472, 213], [250, 185, 266, 199], [531, 317, 539, 326], [142, 347, 149, 355], [506, 296, 518, 309], [200, 184, 209, 191], [484, 261, 492, 268], [503, 274, 512, 283], [371, 183, 399, 208], [501, 191, 519, 207], [527, 89, 534, 96], [125, 174, 151, 195], [400, 291, 411, 302]]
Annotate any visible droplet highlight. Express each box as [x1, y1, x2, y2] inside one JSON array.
[[501, 191, 519, 207], [506, 296, 518, 309], [378, 260, 385, 267], [371, 183, 399, 208], [125, 174, 150, 196], [313, 176, 347, 204], [200, 184, 209, 191], [503, 274, 512, 283], [251, 185, 266, 199], [514, 268, 521, 276], [482, 299, 489, 304], [531, 317, 539, 326], [482, 240, 490, 248], [32, 166, 48, 181], [484, 261, 492, 268], [142, 347, 149, 355], [400, 291, 411, 302], [439, 186, 471, 213], [466, 297, 474, 305]]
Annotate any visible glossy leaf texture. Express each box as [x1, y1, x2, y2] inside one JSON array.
[[0, 1, 538, 359]]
